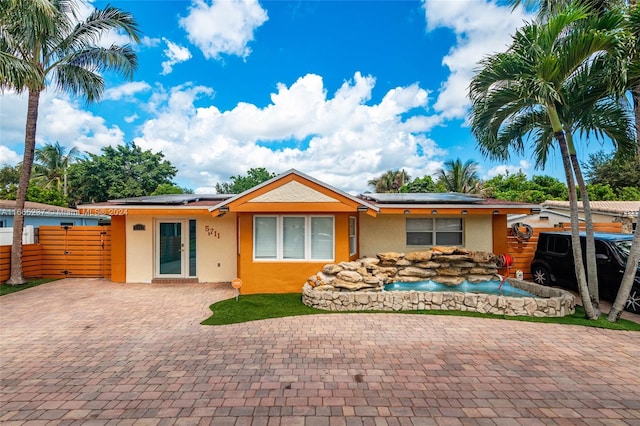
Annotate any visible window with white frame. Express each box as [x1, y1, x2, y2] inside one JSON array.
[[254, 215, 334, 261], [349, 216, 357, 256], [406, 218, 463, 246]]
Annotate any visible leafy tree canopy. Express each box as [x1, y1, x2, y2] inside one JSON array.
[[68, 142, 177, 203], [151, 183, 193, 196], [584, 150, 640, 199], [0, 165, 20, 199], [367, 169, 410, 193], [400, 175, 444, 193], [215, 168, 276, 194], [483, 171, 568, 203]]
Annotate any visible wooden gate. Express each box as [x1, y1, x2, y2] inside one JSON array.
[[38, 226, 111, 279]]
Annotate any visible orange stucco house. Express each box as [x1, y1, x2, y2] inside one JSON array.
[[79, 169, 539, 294]]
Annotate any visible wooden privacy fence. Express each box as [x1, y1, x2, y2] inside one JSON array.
[[505, 222, 623, 280], [0, 226, 111, 282]]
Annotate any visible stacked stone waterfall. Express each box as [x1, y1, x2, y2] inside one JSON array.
[[307, 247, 500, 292]]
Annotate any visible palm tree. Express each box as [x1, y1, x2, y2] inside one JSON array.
[[506, 0, 639, 314], [437, 159, 481, 193], [33, 142, 79, 197], [368, 169, 410, 193], [1, 0, 140, 285], [469, 4, 632, 319]]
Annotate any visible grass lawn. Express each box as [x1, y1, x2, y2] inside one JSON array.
[[0, 279, 56, 296], [202, 293, 640, 331]]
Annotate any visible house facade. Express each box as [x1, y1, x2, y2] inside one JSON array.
[[508, 200, 639, 233], [79, 170, 539, 294]]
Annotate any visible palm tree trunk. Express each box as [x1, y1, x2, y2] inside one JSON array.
[[7, 89, 40, 285], [633, 84, 640, 163], [607, 207, 640, 322], [548, 104, 597, 319], [566, 133, 600, 315]]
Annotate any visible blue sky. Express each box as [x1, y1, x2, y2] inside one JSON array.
[[0, 0, 619, 194]]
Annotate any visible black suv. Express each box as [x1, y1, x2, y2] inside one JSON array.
[[531, 231, 640, 314]]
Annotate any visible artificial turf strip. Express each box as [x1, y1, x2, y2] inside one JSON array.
[[201, 293, 640, 331], [0, 279, 56, 296]]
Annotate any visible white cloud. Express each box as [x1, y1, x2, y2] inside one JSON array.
[[0, 146, 21, 166], [0, 90, 125, 160], [179, 0, 268, 60], [486, 160, 531, 178], [124, 114, 139, 123], [133, 72, 443, 194], [161, 38, 193, 75], [141, 36, 161, 48], [104, 82, 152, 101], [422, 0, 531, 120]]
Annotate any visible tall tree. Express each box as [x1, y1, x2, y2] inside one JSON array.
[[469, 4, 632, 319], [68, 143, 176, 203], [32, 141, 78, 196], [437, 159, 480, 193], [367, 169, 410, 193], [483, 172, 568, 203], [215, 168, 277, 194], [1, 0, 140, 284], [400, 175, 442, 193]]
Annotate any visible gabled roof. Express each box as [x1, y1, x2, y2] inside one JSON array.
[[209, 169, 379, 215], [543, 200, 640, 217]]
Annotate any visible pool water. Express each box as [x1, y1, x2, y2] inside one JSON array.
[[384, 280, 538, 298]]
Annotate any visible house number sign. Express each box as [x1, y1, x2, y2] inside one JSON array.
[[204, 225, 221, 238]]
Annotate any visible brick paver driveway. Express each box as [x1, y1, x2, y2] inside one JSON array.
[[1, 279, 639, 425]]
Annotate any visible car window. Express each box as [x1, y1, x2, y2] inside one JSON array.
[[612, 239, 639, 266], [549, 236, 570, 254], [595, 241, 609, 257]]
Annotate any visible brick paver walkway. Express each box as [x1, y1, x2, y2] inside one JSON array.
[[1, 279, 639, 425]]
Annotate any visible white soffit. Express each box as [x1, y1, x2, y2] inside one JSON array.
[[249, 181, 338, 203]]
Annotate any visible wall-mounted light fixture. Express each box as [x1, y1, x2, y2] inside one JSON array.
[[403, 209, 410, 214], [357, 206, 368, 212], [493, 210, 500, 215], [461, 210, 468, 215], [216, 206, 229, 218], [431, 209, 438, 215]]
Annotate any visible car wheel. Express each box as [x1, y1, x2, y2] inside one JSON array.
[[624, 286, 640, 314], [532, 265, 551, 286]]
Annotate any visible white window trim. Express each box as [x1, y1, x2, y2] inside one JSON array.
[[253, 215, 335, 262], [349, 216, 357, 256], [406, 217, 464, 246]]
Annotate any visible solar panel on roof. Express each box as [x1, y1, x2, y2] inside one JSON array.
[[109, 194, 232, 205], [360, 193, 483, 204]]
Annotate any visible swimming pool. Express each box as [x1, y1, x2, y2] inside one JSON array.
[[384, 279, 538, 298]]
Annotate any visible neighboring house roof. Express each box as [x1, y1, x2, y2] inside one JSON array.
[[0, 200, 103, 219], [542, 200, 640, 218]]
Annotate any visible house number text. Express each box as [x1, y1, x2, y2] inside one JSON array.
[[204, 225, 221, 238]]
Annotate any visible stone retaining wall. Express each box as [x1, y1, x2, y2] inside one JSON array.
[[302, 279, 575, 317], [302, 249, 575, 317], [307, 247, 501, 292]]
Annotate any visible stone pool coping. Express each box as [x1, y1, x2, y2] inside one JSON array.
[[302, 278, 576, 317]]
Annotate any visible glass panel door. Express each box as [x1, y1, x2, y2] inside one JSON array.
[[158, 221, 184, 276]]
